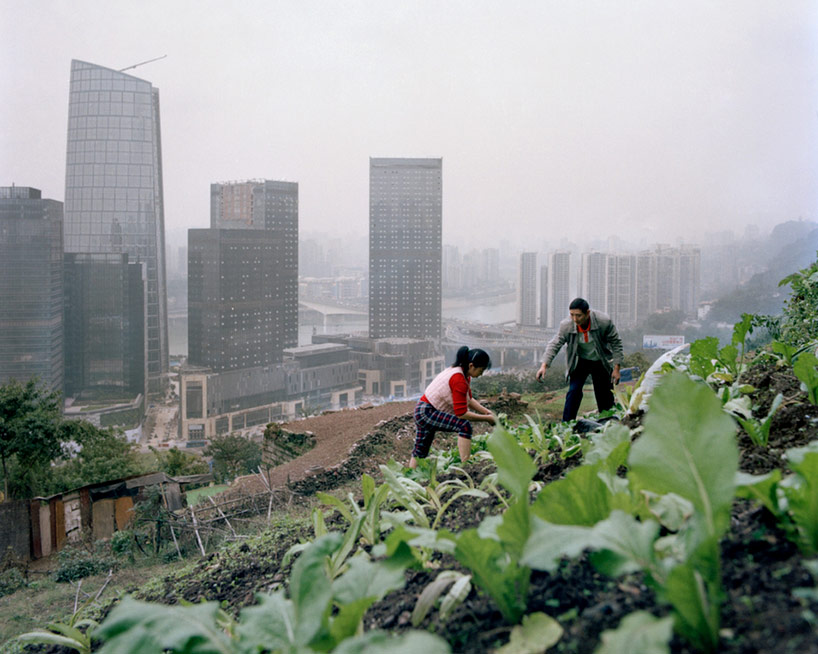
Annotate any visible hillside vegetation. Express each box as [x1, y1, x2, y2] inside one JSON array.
[[5, 254, 818, 654]]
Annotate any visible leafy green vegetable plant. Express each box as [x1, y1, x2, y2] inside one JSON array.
[[736, 442, 818, 555], [16, 612, 98, 654], [451, 428, 537, 624], [316, 472, 391, 547], [411, 570, 472, 626], [778, 254, 818, 346], [728, 392, 784, 447], [524, 373, 738, 654], [94, 533, 451, 654], [793, 351, 818, 405], [594, 611, 673, 654]]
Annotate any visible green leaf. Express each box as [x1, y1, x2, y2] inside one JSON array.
[[794, 352, 818, 405], [454, 528, 530, 623], [642, 492, 694, 532], [330, 597, 373, 644], [236, 591, 296, 652], [379, 464, 430, 528], [583, 424, 631, 468], [588, 511, 661, 579], [783, 445, 818, 554], [664, 554, 721, 654], [532, 463, 614, 526], [496, 611, 564, 653], [96, 597, 233, 654], [311, 506, 328, 538], [521, 518, 596, 572], [45, 621, 90, 645], [688, 338, 718, 378], [718, 343, 738, 366], [328, 514, 365, 578], [362, 473, 375, 505], [735, 470, 783, 516], [333, 629, 452, 654], [317, 492, 355, 523], [595, 611, 673, 654], [487, 428, 537, 502], [332, 553, 407, 606], [497, 497, 531, 559], [731, 314, 752, 349], [439, 573, 472, 621], [16, 631, 90, 654], [412, 570, 463, 626], [628, 373, 738, 542], [289, 533, 341, 646]]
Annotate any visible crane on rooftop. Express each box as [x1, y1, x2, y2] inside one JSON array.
[[118, 54, 167, 73]]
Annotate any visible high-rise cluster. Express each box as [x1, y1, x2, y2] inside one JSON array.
[[580, 246, 700, 327]]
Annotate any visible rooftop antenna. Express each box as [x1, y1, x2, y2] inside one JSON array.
[[118, 54, 167, 73]]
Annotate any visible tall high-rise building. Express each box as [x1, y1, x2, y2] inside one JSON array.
[[539, 264, 549, 328], [188, 180, 298, 372], [678, 245, 701, 316], [580, 252, 608, 312], [442, 244, 461, 290], [369, 158, 442, 339], [517, 252, 538, 326], [548, 250, 571, 327], [635, 250, 658, 323], [64, 60, 168, 395], [482, 248, 500, 285], [606, 253, 637, 327], [0, 187, 64, 393], [634, 245, 701, 322]]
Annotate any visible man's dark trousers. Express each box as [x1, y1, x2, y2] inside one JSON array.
[[562, 357, 615, 421]]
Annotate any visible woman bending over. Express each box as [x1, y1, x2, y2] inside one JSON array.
[[409, 346, 497, 468]]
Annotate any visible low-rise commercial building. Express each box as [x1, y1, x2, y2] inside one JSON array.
[[179, 343, 360, 441]]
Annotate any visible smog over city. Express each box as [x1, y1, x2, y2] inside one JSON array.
[[4, 5, 818, 649], [3, 1, 817, 248]]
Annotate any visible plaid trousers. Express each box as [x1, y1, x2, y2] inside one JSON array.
[[412, 401, 473, 459]]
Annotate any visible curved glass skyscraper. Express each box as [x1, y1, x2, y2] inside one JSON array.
[[64, 60, 168, 395]]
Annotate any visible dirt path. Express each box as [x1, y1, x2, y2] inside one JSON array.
[[233, 401, 415, 494]]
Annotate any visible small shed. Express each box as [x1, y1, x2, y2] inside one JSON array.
[[23, 471, 214, 559]]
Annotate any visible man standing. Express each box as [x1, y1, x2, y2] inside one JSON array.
[[536, 298, 624, 421]]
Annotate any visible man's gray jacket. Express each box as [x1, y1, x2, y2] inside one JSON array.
[[543, 310, 624, 379]]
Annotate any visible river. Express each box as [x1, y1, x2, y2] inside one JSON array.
[[168, 297, 518, 356]]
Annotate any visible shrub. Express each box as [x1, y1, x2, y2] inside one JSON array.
[[54, 544, 117, 582], [0, 566, 26, 597]]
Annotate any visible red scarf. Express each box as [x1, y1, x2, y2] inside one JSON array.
[[577, 320, 591, 343]]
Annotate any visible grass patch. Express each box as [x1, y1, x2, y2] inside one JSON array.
[[0, 559, 186, 651], [186, 484, 229, 506]]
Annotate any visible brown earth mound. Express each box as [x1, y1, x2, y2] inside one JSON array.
[[229, 401, 415, 495]]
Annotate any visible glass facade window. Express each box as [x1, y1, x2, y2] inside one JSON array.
[[0, 188, 64, 394], [63, 253, 145, 398], [64, 60, 168, 395]]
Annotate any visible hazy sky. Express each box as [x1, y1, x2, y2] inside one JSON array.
[[2, 1, 817, 250]]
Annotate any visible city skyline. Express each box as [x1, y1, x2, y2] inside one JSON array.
[[2, 1, 817, 251]]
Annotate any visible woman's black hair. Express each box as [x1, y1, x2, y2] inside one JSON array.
[[452, 346, 492, 372]]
